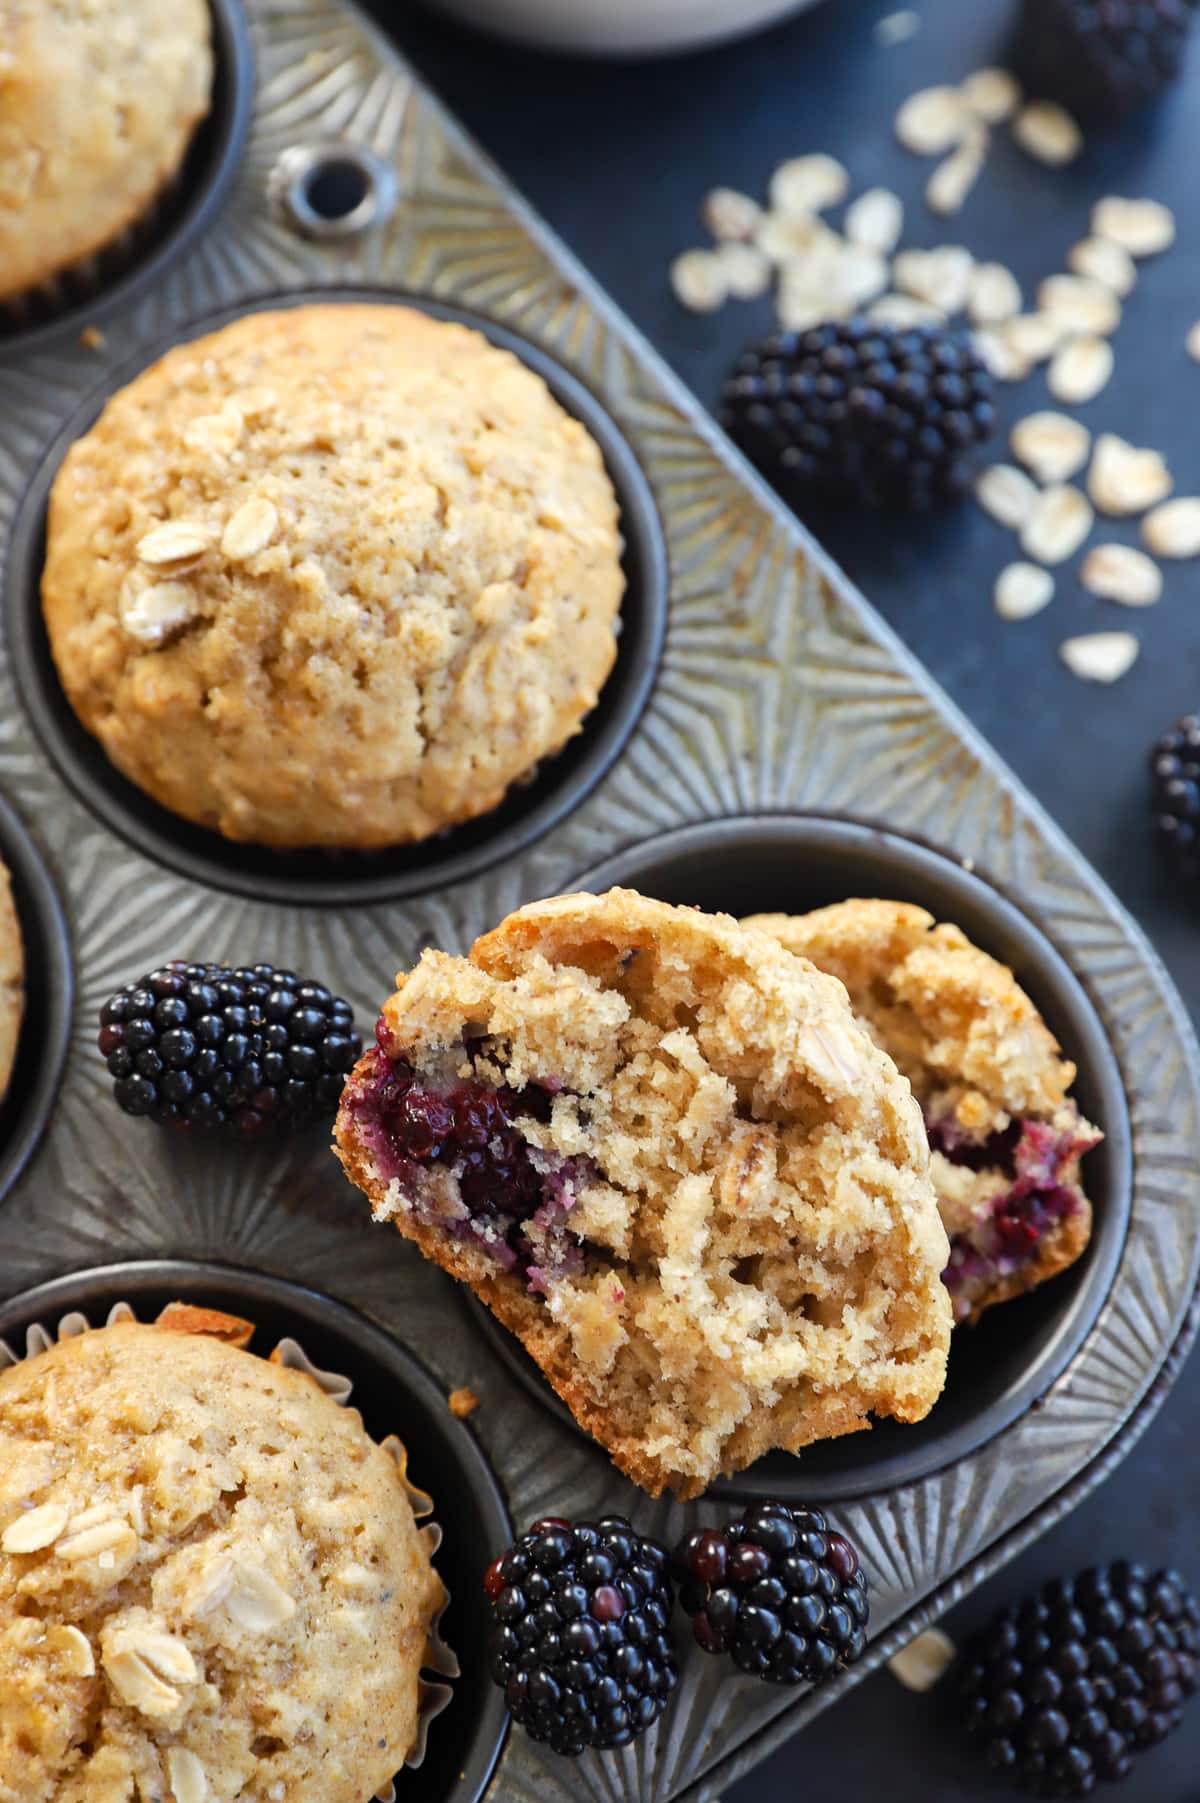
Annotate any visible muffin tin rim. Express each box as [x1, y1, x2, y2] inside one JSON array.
[[0, 0, 257, 360], [463, 807, 1132, 1502], [0, 791, 75, 1208], [0, 1254, 513, 1803], [3, 284, 670, 908]]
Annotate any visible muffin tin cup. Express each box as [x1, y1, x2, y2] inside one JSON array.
[[0, 792, 74, 1206], [0, 1259, 511, 1803], [4, 288, 669, 907], [0, 0, 256, 356], [467, 811, 1132, 1503]]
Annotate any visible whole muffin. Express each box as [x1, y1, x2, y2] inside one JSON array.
[[747, 900, 1102, 1324], [42, 304, 626, 849], [0, 0, 213, 304], [0, 1306, 446, 1803], [0, 853, 23, 1106], [336, 889, 952, 1498]]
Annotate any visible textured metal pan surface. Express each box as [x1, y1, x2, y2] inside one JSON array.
[[0, 4, 1197, 1800]]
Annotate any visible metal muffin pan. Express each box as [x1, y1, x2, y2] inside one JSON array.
[[0, 2, 1196, 1800], [5, 288, 668, 907], [471, 814, 1131, 1501], [0, 793, 73, 1205], [0, 0, 255, 355], [0, 1259, 511, 1803]]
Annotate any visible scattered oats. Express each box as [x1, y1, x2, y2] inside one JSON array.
[[715, 240, 773, 299], [926, 128, 988, 216], [972, 327, 1030, 383], [182, 407, 243, 457], [136, 521, 210, 566], [1011, 411, 1091, 484], [845, 186, 904, 254], [995, 561, 1055, 620], [79, 324, 106, 351], [961, 67, 1022, 124], [1089, 433, 1172, 515], [888, 1627, 958, 1691], [893, 245, 974, 313], [1060, 631, 1139, 683], [1013, 100, 1084, 166], [1020, 485, 1094, 564], [968, 262, 1022, 326], [1143, 498, 1200, 559], [1001, 312, 1064, 364], [976, 463, 1040, 530], [1038, 274, 1121, 337], [869, 293, 946, 328], [448, 1386, 480, 1418], [56, 1515, 139, 1568], [831, 243, 890, 308], [768, 154, 850, 217], [1081, 544, 1162, 606], [895, 86, 971, 156], [1068, 236, 1137, 297], [167, 1748, 209, 1803], [755, 211, 840, 265], [1048, 336, 1114, 405], [776, 277, 833, 333], [1092, 196, 1175, 257], [874, 8, 920, 45], [2, 1502, 69, 1554], [221, 1558, 297, 1633], [702, 186, 762, 242], [1187, 321, 1200, 363], [670, 248, 727, 312]]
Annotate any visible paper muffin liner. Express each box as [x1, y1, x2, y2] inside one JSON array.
[[0, 1299, 459, 1792]]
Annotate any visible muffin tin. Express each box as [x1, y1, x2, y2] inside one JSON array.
[[0, 2, 1198, 1800]]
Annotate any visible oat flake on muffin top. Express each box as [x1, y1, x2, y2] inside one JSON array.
[[0, 1309, 445, 1803], [41, 304, 626, 849], [0, 0, 213, 303]]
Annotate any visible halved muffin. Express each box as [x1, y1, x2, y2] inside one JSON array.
[[336, 889, 952, 1497]]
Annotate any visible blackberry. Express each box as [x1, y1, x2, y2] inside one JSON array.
[[98, 961, 362, 1133], [960, 1562, 1199, 1797], [719, 318, 996, 511], [1016, 0, 1197, 122], [673, 1502, 869, 1685], [1150, 713, 1200, 880], [484, 1513, 678, 1755]]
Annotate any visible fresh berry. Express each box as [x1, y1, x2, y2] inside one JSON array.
[[98, 961, 361, 1132], [960, 1563, 1199, 1796], [719, 318, 996, 511], [673, 1503, 869, 1684], [485, 1514, 678, 1756], [1016, 0, 1197, 122], [1150, 712, 1200, 880]]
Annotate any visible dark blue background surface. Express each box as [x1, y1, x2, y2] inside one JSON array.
[[364, 1, 1200, 1794]]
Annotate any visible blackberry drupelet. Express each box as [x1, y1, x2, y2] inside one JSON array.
[[98, 961, 362, 1133], [719, 318, 995, 511], [1016, 0, 1197, 121], [960, 1562, 1199, 1797], [484, 1514, 678, 1755], [1150, 713, 1200, 881], [673, 1502, 869, 1685]]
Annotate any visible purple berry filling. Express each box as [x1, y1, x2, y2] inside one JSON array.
[[344, 1041, 590, 1291], [928, 1113, 1100, 1307]]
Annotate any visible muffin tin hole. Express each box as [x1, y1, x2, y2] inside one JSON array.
[[272, 142, 399, 238], [4, 288, 668, 907], [0, 0, 254, 356], [0, 1260, 511, 1803], [0, 794, 73, 1208], [466, 813, 1132, 1502]]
